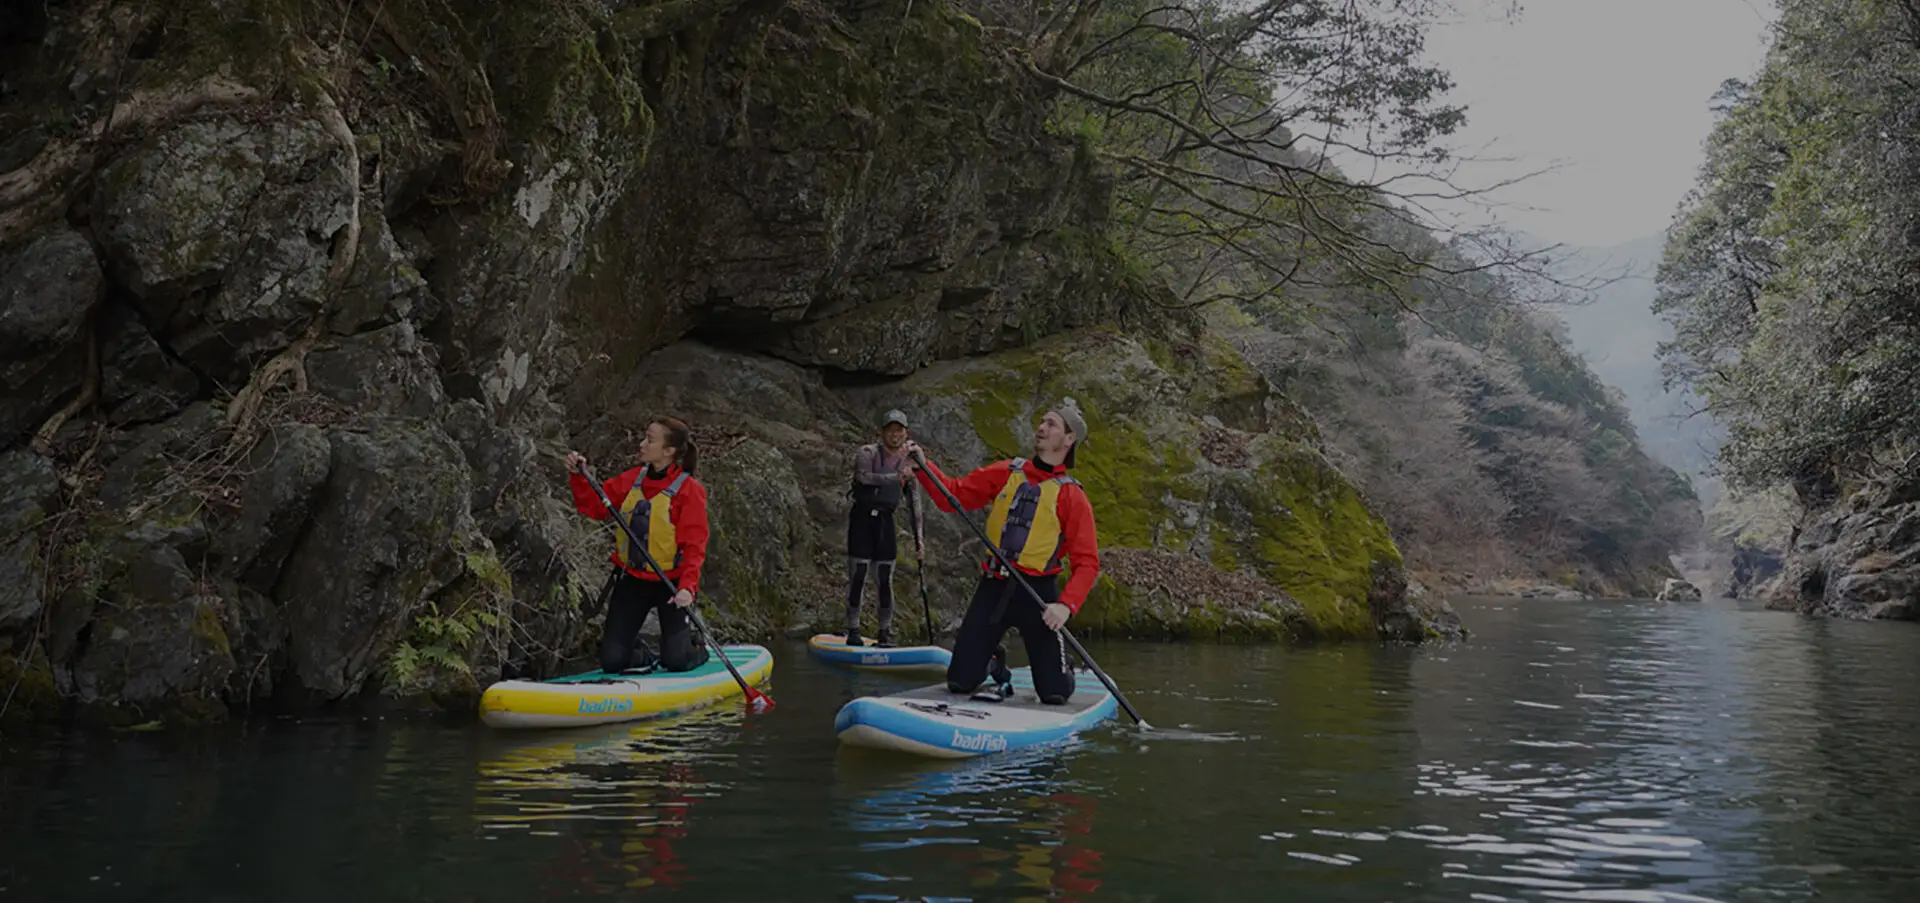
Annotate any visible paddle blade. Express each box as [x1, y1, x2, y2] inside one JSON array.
[[743, 686, 775, 712]]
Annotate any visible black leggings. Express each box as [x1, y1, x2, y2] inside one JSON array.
[[600, 572, 708, 674], [845, 559, 895, 636], [945, 572, 1075, 704]]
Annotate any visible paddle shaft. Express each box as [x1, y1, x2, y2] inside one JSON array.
[[579, 464, 770, 708], [908, 450, 1151, 729], [594, 565, 620, 611], [906, 483, 937, 647]]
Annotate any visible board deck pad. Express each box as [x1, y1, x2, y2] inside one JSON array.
[[536, 647, 758, 684], [884, 680, 1105, 714], [834, 669, 1117, 758]]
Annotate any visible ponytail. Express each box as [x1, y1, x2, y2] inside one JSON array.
[[652, 416, 698, 475]]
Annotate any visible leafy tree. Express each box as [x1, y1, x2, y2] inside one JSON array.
[[980, 0, 1701, 587], [1658, 0, 1920, 502], [987, 0, 1561, 313]]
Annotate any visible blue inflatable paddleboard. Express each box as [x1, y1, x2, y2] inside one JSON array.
[[834, 669, 1117, 758], [807, 633, 953, 675]]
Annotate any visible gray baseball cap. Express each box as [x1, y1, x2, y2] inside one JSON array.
[[1053, 397, 1087, 443], [882, 409, 909, 428]]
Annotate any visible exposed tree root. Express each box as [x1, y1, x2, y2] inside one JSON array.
[[311, 84, 362, 292], [0, 76, 260, 247], [29, 320, 100, 457], [224, 320, 325, 453], [368, 0, 510, 200]]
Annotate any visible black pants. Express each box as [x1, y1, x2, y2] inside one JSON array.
[[945, 572, 1075, 704], [845, 559, 895, 638], [600, 572, 708, 674], [846, 504, 898, 639]]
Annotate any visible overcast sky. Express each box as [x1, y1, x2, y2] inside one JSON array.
[[1341, 0, 1778, 250]]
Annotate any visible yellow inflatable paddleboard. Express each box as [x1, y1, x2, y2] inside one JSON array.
[[479, 644, 772, 729]]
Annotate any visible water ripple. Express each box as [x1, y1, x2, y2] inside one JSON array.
[[5, 600, 1920, 901]]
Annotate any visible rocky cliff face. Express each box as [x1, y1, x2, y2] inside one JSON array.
[[0, 0, 1453, 728], [1761, 476, 1920, 621], [607, 329, 1461, 648], [1728, 542, 1784, 599]]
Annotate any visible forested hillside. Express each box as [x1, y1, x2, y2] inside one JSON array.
[[1051, 0, 1699, 597], [1656, 0, 1920, 618], [1554, 235, 1721, 504], [1538, 235, 1737, 588]]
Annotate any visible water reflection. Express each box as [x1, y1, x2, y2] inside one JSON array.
[[1393, 598, 1920, 901], [473, 707, 742, 895], [1409, 759, 1721, 900], [7, 603, 1920, 901], [527, 765, 697, 897], [835, 743, 1106, 902]]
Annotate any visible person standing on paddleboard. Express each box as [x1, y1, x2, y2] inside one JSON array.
[[844, 409, 915, 647], [564, 417, 712, 674], [903, 399, 1100, 705]]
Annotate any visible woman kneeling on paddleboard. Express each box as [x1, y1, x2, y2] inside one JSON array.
[[904, 399, 1101, 705], [564, 417, 712, 674]]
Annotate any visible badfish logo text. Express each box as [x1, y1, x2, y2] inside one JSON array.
[[860, 653, 890, 664], [578, 696, 634, 715], [951, 729, 1008, 752]]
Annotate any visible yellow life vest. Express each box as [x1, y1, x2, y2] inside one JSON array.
[[983, 458, 1079, 573], [614, 471, 689, 572]]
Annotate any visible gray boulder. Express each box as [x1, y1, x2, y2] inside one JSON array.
[[97, 302, 201, 427], [209, 422, 334, 593], [0, 450, 61, 629], [306, 322, 447, 419], [1656, 578, 1703, 603], [275, 417, 473, 700], [92, 116, 355, 382], [0, 227, 105, 447], [63, 523, 234, 724]]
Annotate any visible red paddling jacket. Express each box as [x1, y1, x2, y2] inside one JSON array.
[[569, 462, 710, 595], [913, 456, 1101, 612]]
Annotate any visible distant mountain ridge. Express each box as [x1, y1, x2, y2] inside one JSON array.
[[1547, 232, 1725, 511]]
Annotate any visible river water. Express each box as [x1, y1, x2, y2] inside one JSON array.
[[4, 596, 1919, 902]]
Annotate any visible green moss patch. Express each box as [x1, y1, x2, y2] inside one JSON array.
[[0, 652, 61, 728], [1214, 440, 1402, 641], [903, 327, 1406, 644]]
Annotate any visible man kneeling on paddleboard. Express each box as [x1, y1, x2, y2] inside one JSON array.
[[903, 399, 1100, 705], [564, 417, 713, 674]]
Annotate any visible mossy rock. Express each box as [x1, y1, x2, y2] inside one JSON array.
[[64, 589, 238, 729], [879, 326, 1408, 642], [0, 651, 62, 728], [1208, 438, 1402, 641], [695, 436, 813, 637], [379, 531, 519, 711]]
